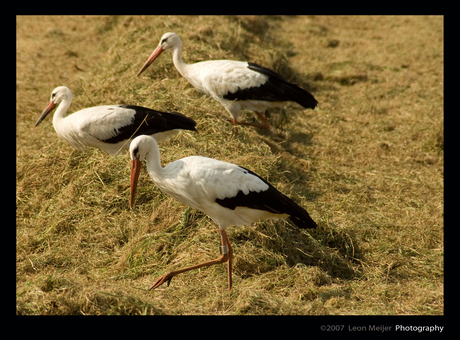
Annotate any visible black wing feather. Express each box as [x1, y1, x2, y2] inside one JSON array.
[[215, 166, 317, 229], [223, 62, 318, 110], [102, 105, 197, 144]]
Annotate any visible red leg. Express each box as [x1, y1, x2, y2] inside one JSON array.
[[220, 229, 233, 291], [234, 111, 270, 129], [149, 229, 233, 291], [232, 118, 239, 134]]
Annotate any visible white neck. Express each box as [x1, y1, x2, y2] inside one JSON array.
[[144, 139, 166, 182], [52, 96, 72, 129], [171, 43, 189, 77]]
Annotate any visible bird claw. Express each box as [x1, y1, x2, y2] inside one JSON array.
[[148, 272, 174, 290]]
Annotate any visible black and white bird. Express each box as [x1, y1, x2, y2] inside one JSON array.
[[129, 135, 317, 291], [35, 86, 197, 156], [136, 32, 318, 129]]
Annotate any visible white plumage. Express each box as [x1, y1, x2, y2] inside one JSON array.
[[132, 148, 272, 229], [137, 32, 318, 129], [35, 86, 197, 156], [129, 135, 316, 290]]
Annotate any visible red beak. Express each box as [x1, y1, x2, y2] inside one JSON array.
[[136, 45, 164, 77], [130, 157, 141, 208], [35, 101, 56, 127]]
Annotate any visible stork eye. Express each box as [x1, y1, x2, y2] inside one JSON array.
[[161, 38, 168, 45], [133, 146, 139, 158]]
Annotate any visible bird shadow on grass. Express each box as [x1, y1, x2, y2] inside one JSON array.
[[231, 220, 362, 283], [255, 126, 315, 158]]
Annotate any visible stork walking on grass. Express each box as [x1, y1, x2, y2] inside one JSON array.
[[136, 32, 318, 130], [129, 135, 317, 291], [35, 86, 197, 156]]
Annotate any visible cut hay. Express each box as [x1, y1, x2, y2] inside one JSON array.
[[17, 15, 443, 315]]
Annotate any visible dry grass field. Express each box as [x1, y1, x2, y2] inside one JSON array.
[[16, 15, 443, 316]]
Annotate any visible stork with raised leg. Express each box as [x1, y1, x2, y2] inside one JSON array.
[[129, 135, 317, 291], [35, 86, 197, 156], [136, 32, 318, 130]]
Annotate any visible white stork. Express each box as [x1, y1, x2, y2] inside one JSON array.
[[129, 135, 317, 291], [35, 86, 197, 156], [136, 32, 318, 130]]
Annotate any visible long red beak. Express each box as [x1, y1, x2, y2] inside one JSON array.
[[136, 45, 164, 77], [35, 101, 56, 127], [130, 158, 141, 208]]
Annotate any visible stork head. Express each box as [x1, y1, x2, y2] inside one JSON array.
[[157, 32, 181, 51], [129, 135, 158, 208], [35, 86, 73, 127], [136, 32, 181, 77]]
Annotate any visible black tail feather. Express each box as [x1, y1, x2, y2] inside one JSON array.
[[102, 106, 197, 144], [279, 81, 318, 109], [245, 62, 318, 110], [216, 166, 317, 229], [152, 110, 198, 133]]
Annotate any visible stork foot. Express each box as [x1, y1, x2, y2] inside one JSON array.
[[232, 112, 271, 130], [236, 120, 270, 129], [149, 272, 174, 290], [147, 229, 233, 291]]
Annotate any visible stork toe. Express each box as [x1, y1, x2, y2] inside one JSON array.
[[149, 272, 174, 290]]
